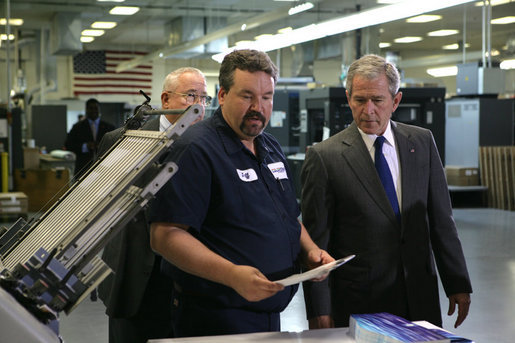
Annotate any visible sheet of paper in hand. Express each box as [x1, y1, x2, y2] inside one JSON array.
[[275, 254, 355, 286]]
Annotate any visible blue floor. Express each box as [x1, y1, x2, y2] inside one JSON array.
[[53, 208, 515, 342]]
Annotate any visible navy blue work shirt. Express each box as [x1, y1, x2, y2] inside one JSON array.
[[148, 107, 301, 313]]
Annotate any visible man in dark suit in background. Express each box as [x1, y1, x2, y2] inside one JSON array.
[[64, 98, 115, 179], [97, 67, 209, 343], [301, 54, 472, 330]]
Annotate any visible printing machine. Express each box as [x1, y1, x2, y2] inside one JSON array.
[[0, 94, 203, 342]]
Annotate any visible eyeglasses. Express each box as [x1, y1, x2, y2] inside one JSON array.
[[167, 91, 212, 106]]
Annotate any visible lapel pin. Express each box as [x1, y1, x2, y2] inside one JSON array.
[[410, 148, 415, 153]]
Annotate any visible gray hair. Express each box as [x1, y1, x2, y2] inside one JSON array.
[[345, 54, 400, 98], [162, 67, 206, 92]]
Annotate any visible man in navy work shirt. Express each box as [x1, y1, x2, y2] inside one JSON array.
[[149, 49, 333, 337]]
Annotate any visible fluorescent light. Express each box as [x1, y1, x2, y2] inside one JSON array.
[[278, 27, 293, 34], [288, 2, 314, 15], [213, 0, 476, 62], [427, 66, 458, 77], [0, 34, 15, 40], [81, 29, 105, 37], [91, 21, 117, 29], [486, 49, 500, 57], [500, 59, 515, 70], [379, 42, 392, 48], [109, 6, 140, 15], [491, 16, 515, 24], [475, 0, 512, 6], [428, 29, 459, 36], [442, 43, 470, 49], [80, 36, 95, 43], [394, 36, 423, 43], [255, 34, 274, 40], [97, 0, 124, 2], [235, 40, 254, 46], [406, 15, 442, 23], [0, 18, 24, 26]]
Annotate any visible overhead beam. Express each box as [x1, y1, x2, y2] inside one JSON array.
[[116, 1, 324, 72]]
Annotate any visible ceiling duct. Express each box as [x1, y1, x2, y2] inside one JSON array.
[[167, 17, 205, 59], [292, 42, 315, 77], [51, 13, 82, 56]]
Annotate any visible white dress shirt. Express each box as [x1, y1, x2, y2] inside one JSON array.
[[357, 121, 402, 211]]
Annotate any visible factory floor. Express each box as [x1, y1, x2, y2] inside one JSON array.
[[43, 208, 515, 342]]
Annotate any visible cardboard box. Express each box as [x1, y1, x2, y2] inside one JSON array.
[[14, 168, 70, 212], [0, 192, 28, 214], [23, 148, 40, 169], [445, 166, 479, 186]]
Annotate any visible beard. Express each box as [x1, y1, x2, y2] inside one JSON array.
[[240, 111, 266, 138]]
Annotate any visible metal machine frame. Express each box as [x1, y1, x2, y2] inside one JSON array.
[[0, 98, 202, 341]]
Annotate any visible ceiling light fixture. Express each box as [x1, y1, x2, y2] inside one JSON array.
[[474, 0, 512, 6], [500, 59, 515, 70], [442, 42, 470, 49], [80, 36, 95, 43], [491, 16, 515, 24], [213, 0, 475, 62], [0, 34, 15, 40], [278, 27, 293, 34], [406, 15, 442, 23], [394, 36, 423, 43], [426, 66, 458, 77], [379, 42, 392, 48], [91, 21, 117, 29], [109, 6, 140, 15], [0, 18, 24, 26], [377, 0, 403, 3], [81, 29, 105, 37], [427, 29, 459, 36], [288, 2, 314, 15]]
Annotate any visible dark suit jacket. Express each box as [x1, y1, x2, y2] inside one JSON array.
[[97, 118, 173, 319], [64, 118, 115, 178], [301, 121, 472, 327]]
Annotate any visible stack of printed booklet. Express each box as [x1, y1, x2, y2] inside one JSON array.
[[349, 312, 474, 343]]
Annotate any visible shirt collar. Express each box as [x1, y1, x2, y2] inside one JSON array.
[[88, 117, 100, 126], [358, 120, 396, 153], [159, 115, 173, 132]]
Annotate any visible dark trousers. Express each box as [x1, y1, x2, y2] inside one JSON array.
[[109, 315, 173, 343], [108, 261, 174, 343], [172, 293, 280, 338]]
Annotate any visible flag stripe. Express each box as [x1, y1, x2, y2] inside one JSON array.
[[74, 91, 147, 95], [73, 50, 152, 97], [74, 83, 152, 89], [74, 77, 152, 82]]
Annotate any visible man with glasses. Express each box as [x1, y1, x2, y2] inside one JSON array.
[[97, 67, 209, 343]]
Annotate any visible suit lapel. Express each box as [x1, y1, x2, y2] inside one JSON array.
[[392, 122, 417, 233], [340, 123, 398, 225]]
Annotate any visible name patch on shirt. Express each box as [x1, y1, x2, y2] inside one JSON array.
[[267, 162, 288, 180], [237, 168, 258, 182]]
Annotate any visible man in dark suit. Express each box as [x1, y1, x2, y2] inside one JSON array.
[[64, 98, 115, 179], [301, 54, 472, 330], [97, 67, 210, 343]]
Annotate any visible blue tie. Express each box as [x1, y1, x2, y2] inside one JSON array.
[[374, 136, 401, 223]]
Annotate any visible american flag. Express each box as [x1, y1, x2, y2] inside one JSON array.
[[72, 50, 152, 97]]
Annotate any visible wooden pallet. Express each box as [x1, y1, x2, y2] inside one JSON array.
[[479, 146, 515, 211]]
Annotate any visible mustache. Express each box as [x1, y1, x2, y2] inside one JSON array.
[[243, 111, 266, 124]]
